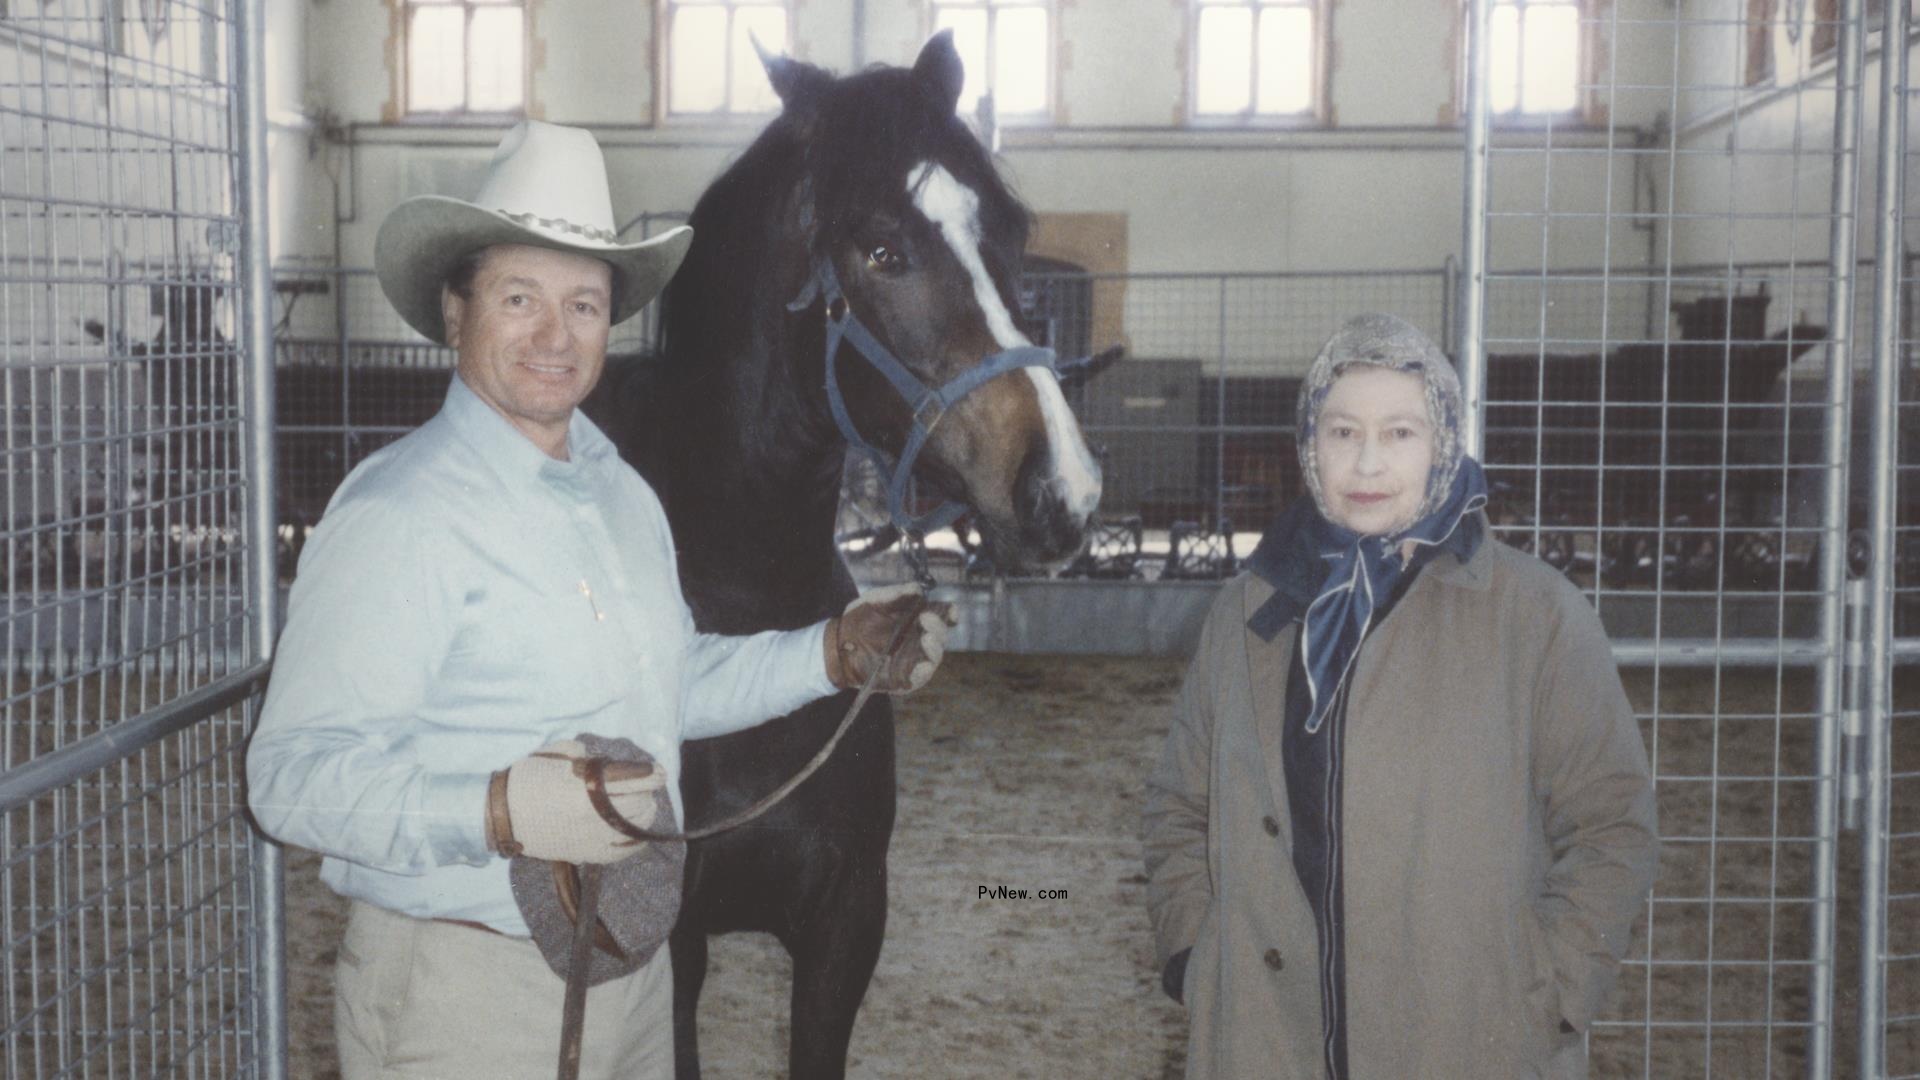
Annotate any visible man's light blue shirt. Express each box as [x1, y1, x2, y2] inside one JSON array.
[[247, 374, 836, 935]]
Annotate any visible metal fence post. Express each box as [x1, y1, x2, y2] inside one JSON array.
[[1456, 0, 1491, 457], [1806, 2, 1867, 1076], [233, 0, 288, 1074], [337, 267, 353, 477], [1215, 276, 1228, 533], [1858, 0, 1909, 1073]]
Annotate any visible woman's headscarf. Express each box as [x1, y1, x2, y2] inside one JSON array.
[[1248, 313, 1488, 734], [1295, 313, 1468, 532]]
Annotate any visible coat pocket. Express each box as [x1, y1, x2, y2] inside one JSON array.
[[1521, 909, 1567, 1054]]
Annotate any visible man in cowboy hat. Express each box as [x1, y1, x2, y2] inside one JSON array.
[[246, 120, 953, 1079]]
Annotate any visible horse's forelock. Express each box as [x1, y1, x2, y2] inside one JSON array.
[[803, 67, 1028, 253]]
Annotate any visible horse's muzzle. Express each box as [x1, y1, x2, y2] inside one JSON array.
[[1011, 446, 1098, 566]]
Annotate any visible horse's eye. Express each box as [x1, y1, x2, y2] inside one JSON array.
[[867, 244, 906, 273]]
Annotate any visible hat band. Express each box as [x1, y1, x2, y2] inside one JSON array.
[[499, 208, 618, 246]]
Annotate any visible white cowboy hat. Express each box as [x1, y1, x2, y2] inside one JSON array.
[[374, 120, 693, 345]]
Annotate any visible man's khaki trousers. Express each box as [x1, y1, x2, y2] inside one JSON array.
[[334, 900, 673, 1079]]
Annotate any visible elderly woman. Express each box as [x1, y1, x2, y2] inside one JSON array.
[[1143, 314, 1658, 1079]]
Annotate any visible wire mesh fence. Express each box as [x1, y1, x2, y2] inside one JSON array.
[[1461, 0, 1900, 1076], [1, 0, 272, 1075]]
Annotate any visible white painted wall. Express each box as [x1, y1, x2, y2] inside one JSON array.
[[275, 0, 1687, 371]]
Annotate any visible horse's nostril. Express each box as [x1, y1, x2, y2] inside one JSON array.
[[1010, 450, 1093, 563]]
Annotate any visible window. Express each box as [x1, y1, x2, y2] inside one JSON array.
[[406, 0, 526, 115], [664, 0, 789, 116], [1483, 0, 1582, 118], [1190, 0, 1325, 121], [930, 0, 1052, 119], [1745, 0, 1776, 87], [1811, 0, 1888, 60]]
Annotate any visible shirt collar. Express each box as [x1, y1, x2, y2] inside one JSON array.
[[442, 373, 620, 496]]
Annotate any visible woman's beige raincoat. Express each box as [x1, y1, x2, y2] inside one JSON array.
[[1144, 535, 1658, 1079]]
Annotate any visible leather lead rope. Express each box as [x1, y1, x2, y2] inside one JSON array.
[[556, 863, 602, 1080], [551, 599, 928, 1079], [581, 598, 927, 844]]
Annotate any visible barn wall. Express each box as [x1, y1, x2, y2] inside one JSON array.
[[280, 0, 1674, 370], [1667, 1, 1919, 376]]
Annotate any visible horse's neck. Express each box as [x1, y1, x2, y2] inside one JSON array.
[[643, 318, 847, 621]]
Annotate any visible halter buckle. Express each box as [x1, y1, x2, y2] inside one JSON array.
[[912, 394, 946, 434]]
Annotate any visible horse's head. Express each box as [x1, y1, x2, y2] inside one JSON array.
[[756, 33, 1103, 569]]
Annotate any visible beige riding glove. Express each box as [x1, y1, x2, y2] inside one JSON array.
[[823, 584, 959, 693], [485, 739, 669, 864]]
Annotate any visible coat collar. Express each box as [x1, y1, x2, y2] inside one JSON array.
[[1244, 505, 1492, 640]]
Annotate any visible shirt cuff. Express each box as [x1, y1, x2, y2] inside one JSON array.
[[419, 771, 493, 868], [797, 620, 839, 699]]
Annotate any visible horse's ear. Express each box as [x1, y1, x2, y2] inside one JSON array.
[[754, 33, 830, 111], [912, 30, 965, 116]]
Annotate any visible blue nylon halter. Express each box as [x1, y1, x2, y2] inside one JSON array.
[[789, 255, 1062, 534]]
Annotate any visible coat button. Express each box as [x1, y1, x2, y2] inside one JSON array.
[[1264, 948, 1284, 971], [1262, 815, 1280, 837]]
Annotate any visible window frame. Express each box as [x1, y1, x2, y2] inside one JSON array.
[[656, 0, 795, 123], [925, 0, 1059, 126], [1455, 0, 1608, 130], [400, 0, 531, 121], [1185, 0, 1334, 129]]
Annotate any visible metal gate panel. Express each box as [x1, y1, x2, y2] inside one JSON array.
[[1, 0, 277, 1075], [1460, 0, 1863, 1074]]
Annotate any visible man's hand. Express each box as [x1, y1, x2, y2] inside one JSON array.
[[823, 584, 958, 693], [486, 739, 667, 863]]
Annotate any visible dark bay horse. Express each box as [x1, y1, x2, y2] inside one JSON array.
[[584, 33, 1103, 1079]]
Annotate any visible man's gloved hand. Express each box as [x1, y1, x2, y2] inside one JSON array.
[[824, 584, 959, 693], [485, 739, 667, 863]]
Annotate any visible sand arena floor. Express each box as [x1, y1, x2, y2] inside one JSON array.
[[281, 654, 1918, 1079]]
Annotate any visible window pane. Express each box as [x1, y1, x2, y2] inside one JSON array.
[[468, 7, 524, 111], [1255, 6, 1312, 114], [730, 5, 787, 112], [993, 7, 1048, 114], [934, 8, 989, 115], [1489, 3, 1519, 114], [671, 5, 728, 113], [1194, 6, 1253, 115], [1522, 3, 1579, 113], [409, 6, 465, 112]]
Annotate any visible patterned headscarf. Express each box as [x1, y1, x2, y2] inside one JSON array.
[[1296, 312, 1466, 537], [1249, 314, 1487, 735]]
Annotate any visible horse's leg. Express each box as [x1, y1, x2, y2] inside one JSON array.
[[670, 925, 710, 1080], [785, 857, 888, 1080]]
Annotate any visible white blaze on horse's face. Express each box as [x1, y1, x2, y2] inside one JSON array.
[[907, 161, 1103, 528]]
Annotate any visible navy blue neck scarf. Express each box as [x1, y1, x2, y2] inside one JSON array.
[[1247, 458, 1489, 734]]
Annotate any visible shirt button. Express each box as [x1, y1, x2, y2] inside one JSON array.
[[1262, 815, 1280, 837], [1264, 948, 1284, 971]]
